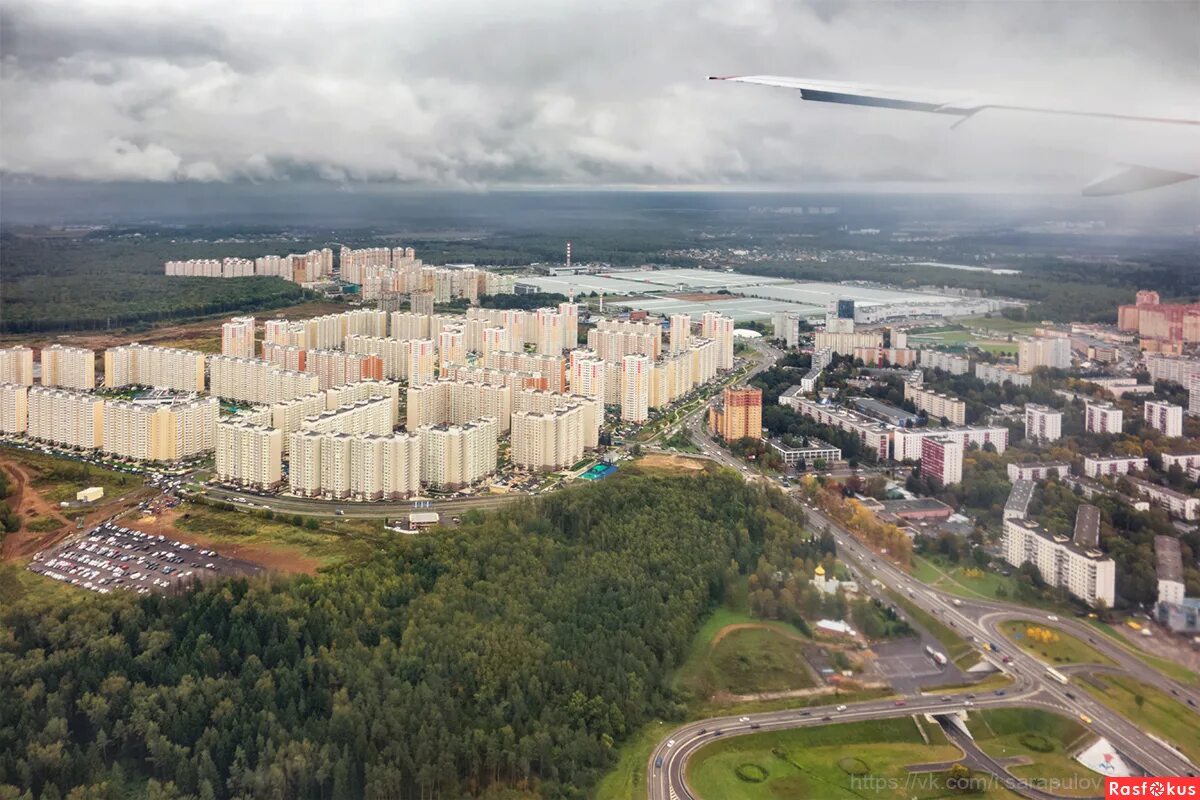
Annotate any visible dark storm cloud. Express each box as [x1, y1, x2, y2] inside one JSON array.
[[0, 0, 1196, 187]]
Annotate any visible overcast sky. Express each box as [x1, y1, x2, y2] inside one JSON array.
[[2, 0, 1197, 190]]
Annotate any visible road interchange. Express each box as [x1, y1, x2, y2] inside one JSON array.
[[646, 502, 1200, 800]]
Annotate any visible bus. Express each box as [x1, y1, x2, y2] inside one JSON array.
[[1046, 667, 1070, 685], [925, 645, 948, 666]]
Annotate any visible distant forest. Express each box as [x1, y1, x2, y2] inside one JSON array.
[[0, 468, 812, 800]]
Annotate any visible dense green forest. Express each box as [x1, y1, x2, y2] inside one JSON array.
[[0, 468, 811, 799], [0, 235, 315, 333]]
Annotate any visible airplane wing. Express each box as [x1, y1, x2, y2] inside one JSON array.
[[708, 75, 1200, 195]]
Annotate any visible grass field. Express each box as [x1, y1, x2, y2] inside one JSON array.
[[887, 589, 974, 665], [0, 562, 76, 607], [971, 708, 1101, 798], [176, 502, 388, 567], [913, 556, 1025, 604], [593, 722, 669, 800], [999, 620, 1113, 666], [960, 316, 1040, 335], [687, 717, 1019, 800], [672, 605, 810, 696], [1080, 673, 1200, 765], [693, 627, 816, 696]]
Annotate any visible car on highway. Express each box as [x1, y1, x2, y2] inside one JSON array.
[[994, 689, 1006, 696], [894, 700, 907, 707], [821, 715, 832, 722], [1079, 714, 1092, 724], [836, 705, 847, 712], [738, 716, 750, 722], [667, 739, 675, 748], [654, 756, 663, 768]]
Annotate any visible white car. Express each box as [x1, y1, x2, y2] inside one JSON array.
[[738, 716, 751, 723], [667, 739, 675, 748], [836, 705, 848, 712]]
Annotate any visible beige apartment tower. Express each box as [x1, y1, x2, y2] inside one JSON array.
[[40, 345, 96, 391]]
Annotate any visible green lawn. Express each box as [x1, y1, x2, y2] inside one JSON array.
[[687, 717, 1019, 800], [672, 604, 811, 698], [0, 563, 76, 607], [971, 709, 1101, 798], [975, 341, 1021, 356], [959, 316, 1039, 335], [999, 620, 1113, 666], [1080, 673, 1200, 765], [913, 556, 1024, 603], [887, 589, 973, 664]]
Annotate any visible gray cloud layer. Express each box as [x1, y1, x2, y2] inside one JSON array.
[[1, 0, 1197, 187]]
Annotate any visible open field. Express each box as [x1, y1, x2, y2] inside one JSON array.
[[686, 717, 1019, 800], [912, 556, 1026, 604], [1080, 673, 1200, 765], [999, 620, 1113, 667], [688, 626, 816, 696], [2, 446, 143, 505], [159, 502, 389, 571], [959, 316, 1040, 335], [971, 708, 1101, 798]]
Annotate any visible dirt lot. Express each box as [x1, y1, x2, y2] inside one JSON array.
[[638, 453, 707, 472]]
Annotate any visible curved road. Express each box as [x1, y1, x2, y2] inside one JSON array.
[[647, 503, 1200, 800]]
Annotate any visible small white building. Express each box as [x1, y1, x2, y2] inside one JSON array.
[[76, 486, 104, 503]]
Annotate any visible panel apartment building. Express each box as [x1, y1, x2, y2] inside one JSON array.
[[104, 344, 206, 393], [903, 382, 966, 425], [40, 345, 96, 391], [102, 396, 218, 462], [1001, 505, 1115, 608]]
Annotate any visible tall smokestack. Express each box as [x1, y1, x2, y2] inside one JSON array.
[[566, 241, 572, 270]]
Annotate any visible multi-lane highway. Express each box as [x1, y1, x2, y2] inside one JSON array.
[[647, 502, 1200, 800]]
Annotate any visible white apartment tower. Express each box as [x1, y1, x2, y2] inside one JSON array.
[[1144, 400, 1183, 438], [1085, 401, 1124, 435], [418, 417, 498, 490], [1024, 404, 1063, 443]]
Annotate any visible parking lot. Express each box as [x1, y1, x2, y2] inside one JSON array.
[[871, 638, 960, 693], [28, 522, 263, 595]]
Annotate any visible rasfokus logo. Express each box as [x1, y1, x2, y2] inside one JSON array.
[[1107, 778, 1200, 799]]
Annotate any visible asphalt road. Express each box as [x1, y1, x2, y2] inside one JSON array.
[[199, 484, 523, 519], [647, 502, 1200, 800]]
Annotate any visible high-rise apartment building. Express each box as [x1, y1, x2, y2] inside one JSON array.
[[0, 384, 29, 433], [104, 344, 205, 392], [438, 328, 466, 369], [771, 311, 803, 348], [919, 350, 969, 375], [40, 345, 95, 391], [484, 351, 566, 393], [513, 389, 602, 449], [215, 420, 283, 490], [559, 302, 579, 350], [709, 385, 762, 442], [975, 362, 1032, 387], [407, 339, 437, 387], [301, 396, 394, 438], [1024, 404, 1063, 442], [221, 316, 256, 359], [620, 354, 651, 423], [510, 405, 587, 471], [0, 347, 34, 387], [1017, 336, 1071, 373], [921, 436, 964, 485], [1144, 400, 1184, 438], [26, 387, 105, 450], [418, 417, 498, 490], [410, 291, 435, 316], [700, 314, 734, 374], [669, 313, 692, 354], [569, 350, 607, 401], [208, 356, 319, 405], [1085, 401, 1123, 435], [102, 396, 218, 462], [406, 380, 514, 433]]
